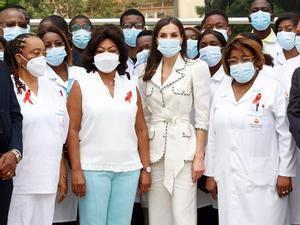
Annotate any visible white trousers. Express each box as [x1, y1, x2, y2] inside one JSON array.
[[8, 193, 56, 225], [148, 160, 197, 225]]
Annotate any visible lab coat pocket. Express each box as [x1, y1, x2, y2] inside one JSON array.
[[247, 112, 267, 134], [249, 156, 277, 187], [145, 85, 154, 97]]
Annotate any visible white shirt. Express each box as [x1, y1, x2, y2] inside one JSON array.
[[211, 66, 226, 98], [273, 50, 300, 95], [76, 71, 142, 172], [261, 29, 281, 61], [47, 65, 86, 96], [12, 76, 69, 194], [127, 58, 140, 85]]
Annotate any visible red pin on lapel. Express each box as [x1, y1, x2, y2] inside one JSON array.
[[23, 90, 33, 104], [125, 91, 132, 103], [252, 93, 261, 104]]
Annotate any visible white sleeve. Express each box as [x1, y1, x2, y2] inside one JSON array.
[[272, 84, 296, 177], [192, 60, 211, 130]]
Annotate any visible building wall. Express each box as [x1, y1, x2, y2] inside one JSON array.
[[178, 0, 204, 18]]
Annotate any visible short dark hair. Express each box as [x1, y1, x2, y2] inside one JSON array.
[[143, 16, 187, 81], [199, 29, 227, 48], [275, 12, 300, 33], [82, 24, 128, 75], [69, 15, 93, 30], [250, 0, 274, 13], [120, 8, 145, 26], [137, 30, 153, 40], [202, 9, 229, 28], [37, 26, 73, 66], [39, 15, 69, 36], [0, 4, 26, 12]]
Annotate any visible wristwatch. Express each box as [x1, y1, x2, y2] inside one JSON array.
[[142, 166, 152, 173], [10, 149, 22, 163]]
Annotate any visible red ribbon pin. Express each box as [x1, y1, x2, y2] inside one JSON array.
[[125, 91, 132, 103], [23, 90, 33, 104], [252, 93, 261, 104]]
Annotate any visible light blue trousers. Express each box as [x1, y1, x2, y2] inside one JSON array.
[[79, 170, 140, 225]]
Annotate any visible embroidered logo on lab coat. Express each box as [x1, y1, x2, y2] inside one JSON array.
[[125, 91, 132, 103]]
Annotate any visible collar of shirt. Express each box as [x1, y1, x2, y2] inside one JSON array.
[[262, 29, 277, 44], [211, 66, 225, 82]]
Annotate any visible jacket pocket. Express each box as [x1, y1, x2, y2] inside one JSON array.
[[145, 86, 154, 97], [182, 124, 191, 138], [172, 86, 192, 96], [148, 129, 155, 141], [249, 156, 277, 187]]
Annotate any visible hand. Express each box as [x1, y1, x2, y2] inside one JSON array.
[[71, 169, 86, 197], [206, 177, 218, 200], [192, 156, 205, 183], [276, 176, 292, 198], [57, 175, 68, 203], [139, 171, 152, 194], [0, 151, 17, 179]]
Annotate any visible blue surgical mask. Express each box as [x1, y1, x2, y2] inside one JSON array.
[[3, 26, 28, 41], [72, 29, 91, 49], [230, 62, 256, 84], [295, 36, 300, 53], [157, 39, 182, 58], [0, 52, 4, 61], [199, 45, 222, 67], [26, 24, 31, 33], [277, 31, 296, 51], [213, 28, 228, 41], [186, 39, 199, 59], [46, 46, 67, 66], [250, 10, 271, 31], [137, 49, 150, 65], [123, 28, 142, 48]]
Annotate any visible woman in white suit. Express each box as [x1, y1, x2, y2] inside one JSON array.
[[139, 16, 211, 225], [205, 36, 295, 225]]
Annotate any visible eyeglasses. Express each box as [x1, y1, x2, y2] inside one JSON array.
[[122, 23, 144, 30], [227, 57, 254, 66], [71, 24, 92, 32]]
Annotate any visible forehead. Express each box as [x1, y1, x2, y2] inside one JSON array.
[[278, 19, 295, 27], [122, 15, 143, 24], [73, 18, 89, 25], [97, 38, 117, 47], [159, 23, 180, 33], [200, 34, 220, 43], [42, 32, 63, 42], [2, 9, 25, 22], [230, 46, 253, 57], [23, 37, 45, 51], [204, 15, 228, 26], [250, 0, 272, 10], [185, 29, 197, 36], [137, 35, 152, 44]]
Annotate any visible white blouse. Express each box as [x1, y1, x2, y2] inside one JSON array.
[[76, 71, 142, 172], [12, 76, 69, 194]]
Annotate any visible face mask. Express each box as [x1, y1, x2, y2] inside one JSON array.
[[295, 36, 300, 53], [3, 26, 28, 41], [186, 39, 199, 59], [123, 28, 142, 48], [137, 49, 150, 65], [26, 24, 31, 33], [199, 45, 222, 67], [213, 28, 228, 41], [94, 52, 119, 73], [72, 29, 91, 49], [0, 52, 4, 61], [21, 56, 47, 78], [230, 62, 256, 84], [157, 39, 182, 58], [46, 46, 67, 66], [250, 10, 272, 31], [277, 31, 296, 51]]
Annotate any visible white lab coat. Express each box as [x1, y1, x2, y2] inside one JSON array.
[[273, 50, 300, 224], [205, 73, 295, 225], [46, 65, 86, 222]]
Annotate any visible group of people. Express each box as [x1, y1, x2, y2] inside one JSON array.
[[1, 0, 300, 225]]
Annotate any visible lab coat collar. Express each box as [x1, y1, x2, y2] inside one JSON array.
[[211, 66, 225, 82], [150, 54, 186, 89], [220, 73, 262, 104], [46, 64, 75, 89]]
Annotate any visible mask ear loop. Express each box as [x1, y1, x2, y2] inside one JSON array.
[[16, 53, 29, 70]]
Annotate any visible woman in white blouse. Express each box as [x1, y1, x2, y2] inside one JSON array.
[[4, 34, 69, 225], [139, 17, 211, 225], [67, 24, 151, 225]]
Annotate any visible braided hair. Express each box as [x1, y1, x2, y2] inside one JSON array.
[[4, 33, 36, 94]]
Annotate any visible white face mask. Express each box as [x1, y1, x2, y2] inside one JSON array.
[[94, 52, 119, 73], [23, 56, 47, 78]]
